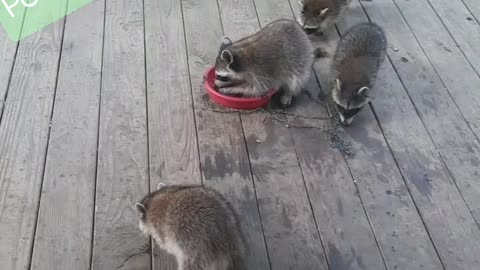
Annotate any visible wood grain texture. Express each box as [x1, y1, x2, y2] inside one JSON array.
[[426, 0, 480, 76], [461, 0, 480, 24], [217, 0, 328, 268], [0, 30, 18, 120], [390, 0, 480, 137], [258, 1, 387, 269], [285, 3, 445, 270], [144, 0, 202, 268], [242, 115, 329, 270], [386, 0, 480, 222], [0, 5, 66, 270], [182, 0, 271, 268], [144, 0, 200, 186], [29, 1, 105, 270], [91, 0, 150, 269], [351, 0, 480, 268]]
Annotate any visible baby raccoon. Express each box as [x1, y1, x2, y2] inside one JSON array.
[[214, 19, 314, 106], [330, 22, 386, 125], [136, 184, 246, 270], [297, 0, 352, 34]]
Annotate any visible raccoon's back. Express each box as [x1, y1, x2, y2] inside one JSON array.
[[166, 187, 245, 257], [235, 19, 313, 71], [332, 23, 386, 78]]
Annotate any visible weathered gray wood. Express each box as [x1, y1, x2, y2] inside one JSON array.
[[0, 6, 66, 270], [390, 0, 480, 137], [255, 1, 387, 269], [217, 0, 329, 269], [143, 0, 202, 268], [462, 0, 480, 23], [336, 0, 480, 268], [91, 0, 150, 269], [182, 0, 271, 269], [242, 115, 329, 270], [268, 2, 440, 270], [0, 30, 18, 120], [427, 0, 480, 87], [29, 1, 105, 270], [290, 1, 444, 269], [144, 0, 200, 186], [387, 0, 480, 224]]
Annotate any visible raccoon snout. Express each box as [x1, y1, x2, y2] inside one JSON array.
[[215, 74, 230, 82], [338, 113, 352, 126]]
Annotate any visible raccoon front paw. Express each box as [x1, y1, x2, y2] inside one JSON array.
[[280, 95, 293, 107], [218, 87, 234, 94]]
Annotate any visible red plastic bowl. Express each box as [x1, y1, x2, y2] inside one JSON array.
[[204, 68, 277, 109]]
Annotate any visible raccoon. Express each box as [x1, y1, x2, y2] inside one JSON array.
[[214, 19, 314, 106], [330, 22, 386, 125], [297, 0, 352, 34], [135, 184, 246, 270]]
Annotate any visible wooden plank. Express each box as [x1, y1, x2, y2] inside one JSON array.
[[0, 6, 67, 270], [256, 1, 387, 269], [336, 0, 480, 268], [291, 1, 444, 269], [143, 0, 202, 268], [390, 0, 480, 137], [462, 0, 480, 23], [0, 30, 18, 120], [242, 116, 329, 270], [91, 0, 150, 269], [144, 0, 200, 185], [427, 0, 480, 86], [280, 2, 443, 269], [28, 1, 105, 270], [217, 0, 328, 268], [182, 0, 271, 269], [386, 0, 480, 226]]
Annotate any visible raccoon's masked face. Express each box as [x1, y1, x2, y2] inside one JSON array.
[[297, 0, 330, 30], [214, 37, 245, 89], [333, 79, 370, 125]]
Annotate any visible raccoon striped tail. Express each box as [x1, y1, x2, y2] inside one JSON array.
[[313, 47, 329, 59]]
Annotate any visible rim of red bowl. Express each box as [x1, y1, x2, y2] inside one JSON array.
[[203, 68, 277, 103]]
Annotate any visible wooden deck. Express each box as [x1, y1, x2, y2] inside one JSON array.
[[1, 0, 480, 269]]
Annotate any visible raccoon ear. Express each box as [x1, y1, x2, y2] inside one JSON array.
[[220, 50, 234, 65], [157, 182, 166, 190], [320, 8, 329, 16], [335, 79, 342, 90], [220, 36, 233, 50], [135, 203, 146, 215], [357, 86, 369, 96]]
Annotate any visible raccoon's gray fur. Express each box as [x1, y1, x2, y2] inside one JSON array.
[[330, 22, 386, 125], [297, 0, 352, 34], [136, 185, 246, 270], [214, 19, 314, 106]]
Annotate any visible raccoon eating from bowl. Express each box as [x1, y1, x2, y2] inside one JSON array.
[[214, 19, 315, 107], [136, 184, 246, 270], [330, 22, 386, 125]]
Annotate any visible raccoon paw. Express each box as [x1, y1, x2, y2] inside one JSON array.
[[218, 87, 234, 95], [280, 94, 293, 107]]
